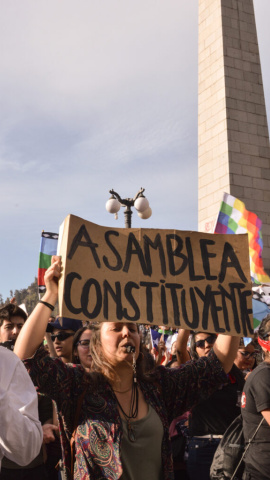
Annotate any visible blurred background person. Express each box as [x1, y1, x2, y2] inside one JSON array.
[[0, 304, 27, 350], [72, 325, 94, 372], [242, 316, 270, 480], [0, 304, 49, 480], [176, 329, 245, 480], [46, 316, 82, 363], [234, 338, 258, 376], [0, 346, 43, 472]]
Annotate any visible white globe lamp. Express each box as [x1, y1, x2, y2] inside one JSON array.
[[134, 196, 149, 213], [106, 197, 121, 214], [137, 206, 152, 219]]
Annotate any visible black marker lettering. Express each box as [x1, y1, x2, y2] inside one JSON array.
[[165, 283, 183, 326], [123, 282, 140, 321], [185, 237, 204, 281], [161, 284, 168, 325], [210, 289, 225, 333], [140, 282, 159, 323], [166, 234, 188, 276], [103, 231, 123, 271], [200, 239, 217, 280], [81, 278, 102, 319], [218, 285, 231, 332], [103, 280, 123, 320], [194, 285, 212, 331], [239, 289, 253, 337], [123, 233, 148, 275], [181, 288, 199, 329], [64, 272, 83, 315], [219, 242, 247, 284], [143, 233, 166, 277], [68, 224, 101, 268]]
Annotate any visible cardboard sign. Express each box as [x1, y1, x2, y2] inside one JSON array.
[[58, 215, 253, 336]]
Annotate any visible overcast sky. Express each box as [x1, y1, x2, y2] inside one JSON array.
[[0, 1, 269, 300]]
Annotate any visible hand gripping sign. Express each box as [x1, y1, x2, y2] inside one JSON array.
[[58, 215, 253, 336]]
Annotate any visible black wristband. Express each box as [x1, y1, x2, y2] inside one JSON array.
[[39, 300, 54, 311]]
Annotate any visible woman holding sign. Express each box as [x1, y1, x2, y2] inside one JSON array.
[[15, 257, 240, 480]]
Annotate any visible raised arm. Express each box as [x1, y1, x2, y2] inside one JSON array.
[[213, 334, 240, 373], [15, 256, 61, 360], [175, 329, 191, 365]]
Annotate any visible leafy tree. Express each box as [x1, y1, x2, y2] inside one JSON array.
[[1, 278, 58, 316]]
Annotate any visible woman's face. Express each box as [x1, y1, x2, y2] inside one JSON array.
[[75, 329, 93, 371], [234, 343, 256, 371], [51, 328, 75, 362], [195, 332, 217, 358], [100, 322, 140, 366]]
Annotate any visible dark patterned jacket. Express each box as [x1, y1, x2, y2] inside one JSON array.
[[24, 348, 227, 480]]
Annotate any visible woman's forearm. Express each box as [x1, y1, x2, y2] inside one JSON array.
[[213, 335, 240, 373], [175, 329, 190, 365]]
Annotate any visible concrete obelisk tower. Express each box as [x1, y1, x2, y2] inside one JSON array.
[[198, 0, 270, 270]]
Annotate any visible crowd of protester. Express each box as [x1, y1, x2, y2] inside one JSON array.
[[0, 256, 269, 479]]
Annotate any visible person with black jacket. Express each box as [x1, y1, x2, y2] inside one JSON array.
[[176, 329, 245, 480], [241, 315, 270, 480]]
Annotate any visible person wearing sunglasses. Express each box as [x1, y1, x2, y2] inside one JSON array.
[[234, 338, 257, 374], [46, 317, 82, 364], [43, 316, 83, 478], [72, 325, 95, 372], [175, 330, 245, 480], [190, 332, 218, 359]]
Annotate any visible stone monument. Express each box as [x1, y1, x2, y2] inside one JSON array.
[[198, 0, 270, 269]]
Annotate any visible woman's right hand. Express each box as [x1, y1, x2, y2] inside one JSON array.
[[14, 256, 62, 360], [44, 255, 61, 301]]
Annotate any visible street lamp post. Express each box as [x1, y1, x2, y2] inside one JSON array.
[[106, 188, 152, 228]]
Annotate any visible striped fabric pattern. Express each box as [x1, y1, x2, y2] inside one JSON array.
[[215, 193, 270, 284], [38, 232, 58, 293]]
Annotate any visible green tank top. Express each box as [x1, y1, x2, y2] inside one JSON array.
[[120, 404, 164, 480]]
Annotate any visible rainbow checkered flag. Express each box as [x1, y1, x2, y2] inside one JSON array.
[[38, 231, 59, 294], [215, 193, 270, 284]]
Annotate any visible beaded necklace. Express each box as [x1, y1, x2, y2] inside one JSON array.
[[115, 346, 138, 442]]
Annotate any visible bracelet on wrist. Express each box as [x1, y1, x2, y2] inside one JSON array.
[[38, 300, 55, 311]]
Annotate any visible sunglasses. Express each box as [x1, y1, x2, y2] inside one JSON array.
[[76, 339, 90, 348], [239, 351, 256, 358], [51, 332, 75, 342], [195, 335, 217, 349]]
